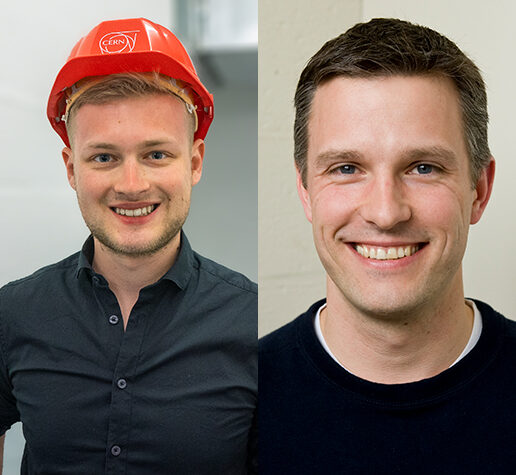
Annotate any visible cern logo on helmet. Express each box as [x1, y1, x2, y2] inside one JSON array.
[[99, 31, 139, 54]]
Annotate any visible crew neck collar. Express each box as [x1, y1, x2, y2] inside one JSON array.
[[296, 299, 504, 408]]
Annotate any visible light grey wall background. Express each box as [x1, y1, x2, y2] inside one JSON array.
[[0, 0, 256, 471], [0, 0, 257, 287], [259, 0, 516, 336]]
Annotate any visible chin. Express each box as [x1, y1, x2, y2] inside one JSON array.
[[94, 232, 180, 258], [346, 288, 431, 320]]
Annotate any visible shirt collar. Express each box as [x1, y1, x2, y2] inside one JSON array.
[[75, 231, 194, 290], [160, 232, 194, 290], [76, 236, 95, 277]]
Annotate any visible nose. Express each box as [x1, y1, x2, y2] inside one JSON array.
[[359, 176, 411, 230], [113, 159, 150, 196]]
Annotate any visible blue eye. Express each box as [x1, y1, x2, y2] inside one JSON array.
[[415, 164, 433, 174], [94, 154, 112, 163], [150, 151, 166, 160], [335, 164, 356, 174]]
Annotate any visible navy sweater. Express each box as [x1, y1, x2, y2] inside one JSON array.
[[259, 300, 516, 474]]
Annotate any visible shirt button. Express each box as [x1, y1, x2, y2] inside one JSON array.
[[92, 276, 100, 285], [117, 378, 127, 389], [109, 315, 119, 325], [111, 445, 121, 456]]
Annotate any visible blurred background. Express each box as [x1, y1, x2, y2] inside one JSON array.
[[259, 0, 516, 335], [0, 0, 256, 470]]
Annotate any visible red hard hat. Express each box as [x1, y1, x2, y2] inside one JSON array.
[[47, 18, 214, 146]]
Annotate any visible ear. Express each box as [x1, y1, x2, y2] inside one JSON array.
[[470, 157, 495, 224], [62, 147, 76, 190], [296, 167, 313, 223], [190, 138, 205, 186]]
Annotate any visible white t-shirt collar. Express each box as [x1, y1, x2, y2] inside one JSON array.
[[314, 299, 482, 374]]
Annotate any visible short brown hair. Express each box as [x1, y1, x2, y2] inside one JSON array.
[[294, 18, 490, 186], [65, 72, 196, 146]]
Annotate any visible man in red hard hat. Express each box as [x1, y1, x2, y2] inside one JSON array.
[[0, 18, 256, 474]]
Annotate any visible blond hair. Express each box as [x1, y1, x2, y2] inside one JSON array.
[[65, 72, 196, 146]]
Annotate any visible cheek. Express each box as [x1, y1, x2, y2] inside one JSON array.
[[156, 169, 192, 200], [310, 186, 357, 232], [170, 170, 191, 189], [411, 185, 472, 242], [73, 171, 106, 200]]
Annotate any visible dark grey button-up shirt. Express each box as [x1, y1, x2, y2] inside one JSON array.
[[0, 234, 257, 474]]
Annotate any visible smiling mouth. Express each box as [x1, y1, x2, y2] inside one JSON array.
[[112, 204, 158, 217], [353, 243, 426, 260]]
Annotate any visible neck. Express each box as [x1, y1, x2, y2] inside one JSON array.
[[322, 273, 473, 384], [91, 233, 181, 327]]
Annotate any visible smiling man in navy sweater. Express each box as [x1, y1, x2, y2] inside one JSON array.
[[259, 18, 516, 474]]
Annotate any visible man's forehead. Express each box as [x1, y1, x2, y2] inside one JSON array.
[[311, 73, 459, 107], [308, 74, 462, 131], [306, 74, 466, 164], [69, 94, 193, 149]]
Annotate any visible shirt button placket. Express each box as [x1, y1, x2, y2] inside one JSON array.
[[105, 310, 145, 472]]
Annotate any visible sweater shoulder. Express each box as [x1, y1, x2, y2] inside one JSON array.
[[474, 299, 516, 336], [259, 300, 325, 357], [259, 317, 300, 356]]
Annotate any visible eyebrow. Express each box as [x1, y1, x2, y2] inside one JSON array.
[[139, 139, 176, 149], [400, 146, 458, 163], [314, 150, 362, 169], [83, 139, 176, 152], [314, 146, 458, 168], [84, 142, 118, 151]]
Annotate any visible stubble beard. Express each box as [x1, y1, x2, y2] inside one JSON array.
[[78, 196, 190, 258], [89, 215, 186, 257]]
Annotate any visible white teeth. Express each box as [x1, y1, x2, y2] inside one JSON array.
[[376, 248, 386, 260], [355, 244, 420, 260], [387, 248, 398, 259], [114, 205, 155, 217]]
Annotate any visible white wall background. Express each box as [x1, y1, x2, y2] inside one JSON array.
[[0, 0, 256, 471], [259, 0, 516, 335], [259, 0, 362, 336]]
